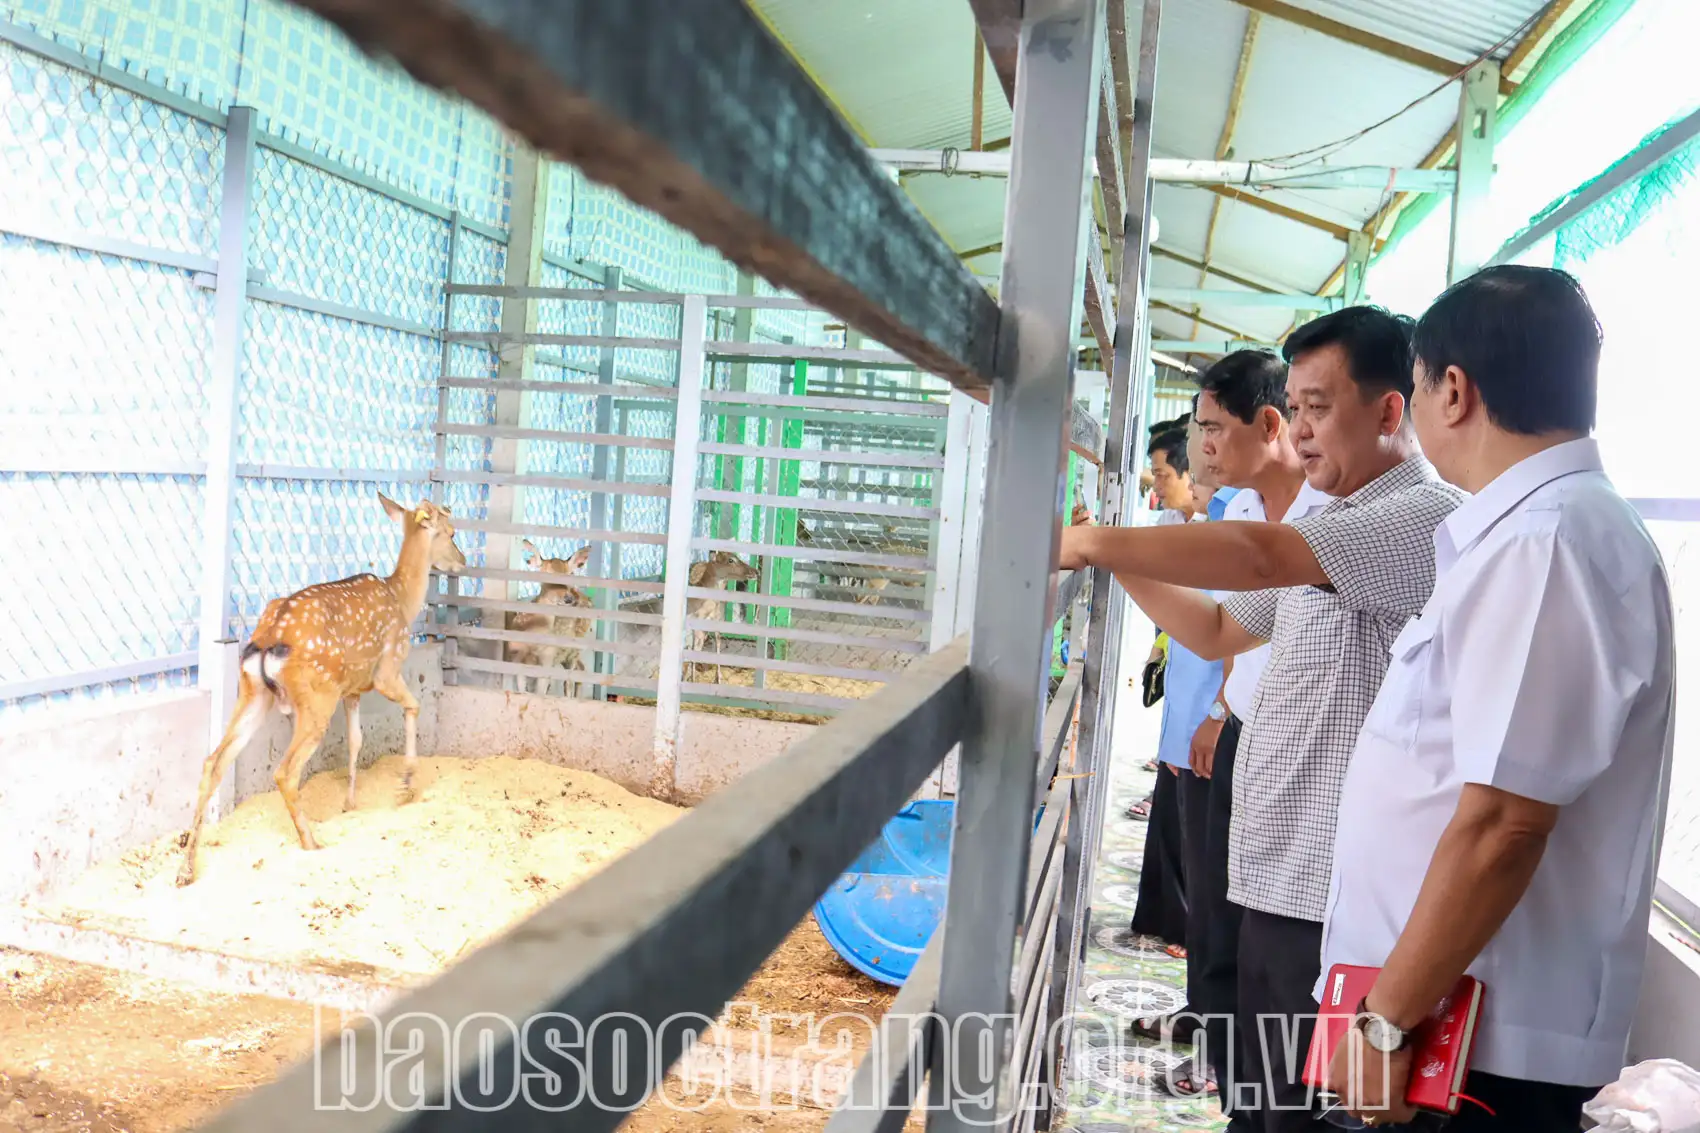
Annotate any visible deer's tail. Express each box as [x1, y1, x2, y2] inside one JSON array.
[[239, 641, 292, 697]]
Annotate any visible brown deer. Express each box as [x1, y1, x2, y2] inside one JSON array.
[[504, 539, 594, 695], [176, 494, 466, 887], [686, 551, 760, 681]]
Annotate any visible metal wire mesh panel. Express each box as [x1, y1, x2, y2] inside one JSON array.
[[0, 42, 219, 717], [232, 142, 450, 635], [679, 351, 949, 717], [0, 40, 224, 256], [0, 236, 214, 465], [248, 147, 451, 326], [0, 473, 202, 712], [229, 476, 437, 637]]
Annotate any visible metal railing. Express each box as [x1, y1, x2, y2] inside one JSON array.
[[200, 1, 1159, 1131]]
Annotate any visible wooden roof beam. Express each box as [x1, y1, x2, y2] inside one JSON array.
[[1225, 0, 1517, 95], [1151, 244, 1290, 294], [1201, 184, 1372, 244]]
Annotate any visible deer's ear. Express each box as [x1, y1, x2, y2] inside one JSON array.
[[378, 492, 406, 522]]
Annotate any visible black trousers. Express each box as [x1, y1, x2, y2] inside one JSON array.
[[1440, 1070, 1597, 1131], [1177, 714, 1245, 1109], [1323, 1069, 1598, 1132], [1235, 907, 1329, 1133], [1129, 760, 1188, 947]]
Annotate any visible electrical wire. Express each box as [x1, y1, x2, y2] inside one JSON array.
[[1245, 6, 1549, 170]]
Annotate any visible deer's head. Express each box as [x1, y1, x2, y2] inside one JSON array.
[[522, 539, 593, 576], [708, 550, 761, 583], [380, 493, 466, 571]]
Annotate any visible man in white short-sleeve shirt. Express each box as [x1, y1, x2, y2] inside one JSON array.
[[1318, 268, 1674, 1131]]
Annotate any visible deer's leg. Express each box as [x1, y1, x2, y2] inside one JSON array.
[[177, 678, 270, 887], [373, 672, 422, 803], [343, 694, 363, 811], [275, 701, 333, 851]]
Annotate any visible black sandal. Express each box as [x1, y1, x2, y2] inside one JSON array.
[[1156, 1055, 1217, 1099], [1125, 795, 1153, 820], [1129, 1012, 1200, 1045]]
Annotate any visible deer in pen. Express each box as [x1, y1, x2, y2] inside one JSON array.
[[504, 539, 594, 695], [685, 551, 760, 682], [176, 494, 467, 887]]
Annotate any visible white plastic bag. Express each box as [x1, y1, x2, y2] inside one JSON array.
[[1583, 1059, 1700, 1133]]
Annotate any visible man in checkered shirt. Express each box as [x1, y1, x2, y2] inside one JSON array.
[[1061, 306, 1465, 1133]]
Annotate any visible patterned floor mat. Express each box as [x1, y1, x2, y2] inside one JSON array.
[[1055, 734, 1227, 1132]]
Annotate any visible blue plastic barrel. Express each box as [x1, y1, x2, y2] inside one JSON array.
[[813, 800, 1047, 986]]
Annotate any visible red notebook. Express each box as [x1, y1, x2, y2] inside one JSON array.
[[1301, 964, 1485, 1116]]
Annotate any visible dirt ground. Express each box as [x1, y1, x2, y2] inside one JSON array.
[[7, 756, 901, 1132], [0, 920, 894, 1133], [0, 947, 330, 1133]]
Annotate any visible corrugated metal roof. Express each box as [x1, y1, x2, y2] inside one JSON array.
[[746, 0, 1558, 359], [750, 0, 1011, 151], [1278, 0, 1546, 63]]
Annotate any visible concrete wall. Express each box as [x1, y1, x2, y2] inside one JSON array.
[[433, 687, 816, 804], [3, 646, 441, 905], [3, 687, 211, 906]]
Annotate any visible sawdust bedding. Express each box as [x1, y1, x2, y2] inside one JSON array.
[[41, 755, 684, 979], [16, 756, 898, 1130]]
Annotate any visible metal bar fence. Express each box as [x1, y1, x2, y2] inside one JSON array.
[[7, 0, 1144, 1128]]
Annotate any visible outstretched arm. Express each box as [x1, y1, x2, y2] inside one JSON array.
[[1116, 576, 1262, 661], [1059, 519, 1326, 592]]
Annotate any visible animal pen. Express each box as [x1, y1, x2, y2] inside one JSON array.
[[0, 0, 1156, 1129]]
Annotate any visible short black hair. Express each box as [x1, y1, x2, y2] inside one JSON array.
[[1411, 265, 1600, 435], [1283, 305, 1416, 400], [1195, 350, 1288, 424], [1147, 413, 1190, 438], [1148, 428, 1189, 476]]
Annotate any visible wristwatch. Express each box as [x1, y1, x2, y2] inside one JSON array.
[[1355, 998, 1409, 1053], [1207, 701, 1227, 722]]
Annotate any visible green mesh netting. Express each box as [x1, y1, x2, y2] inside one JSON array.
[[1546, 118, 1700, 268]]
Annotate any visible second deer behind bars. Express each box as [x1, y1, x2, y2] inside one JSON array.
[[176, 493, 467, 887]]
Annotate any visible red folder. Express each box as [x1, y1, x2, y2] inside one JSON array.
[[1301, 964, 1485, 1116]]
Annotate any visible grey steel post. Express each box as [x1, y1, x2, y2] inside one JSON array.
[[432, 210, 464, 507], [432, 211, 464, 675], [928, 392, 976, 653], [922, 392, 976, 799], [483, 150, 548, 595], [590, 265, 623, 700], [931, 2, 1105, 1130], [196, 104, 256, 786], [1447, 59, 1499, 285], [652, 294, 709, 801], [1051, 0, 1162, 1072]]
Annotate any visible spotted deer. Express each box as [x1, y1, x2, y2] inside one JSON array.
[[504, 539, 594, 695], [176, 494, 466, 887], [686, 551, 760, 681]]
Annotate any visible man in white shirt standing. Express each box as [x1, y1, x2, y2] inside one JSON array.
[[1320, 268, 1675, 1130]]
